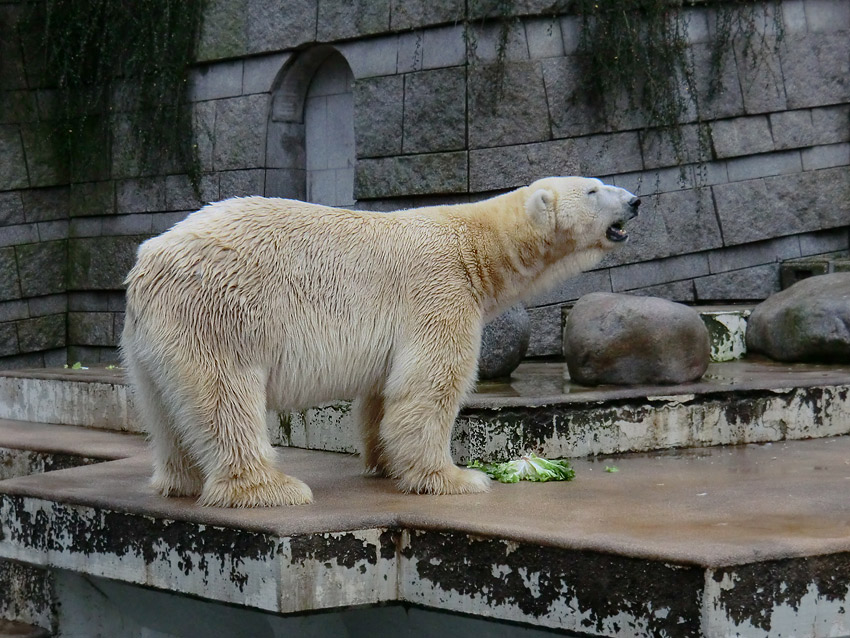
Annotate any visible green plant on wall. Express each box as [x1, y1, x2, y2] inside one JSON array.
[[20, 0, 206, 189], [572, 0, 784, 181]]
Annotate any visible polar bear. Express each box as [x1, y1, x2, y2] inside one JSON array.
[[122, 176, 639, 507]]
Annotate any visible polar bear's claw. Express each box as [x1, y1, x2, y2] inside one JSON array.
[[200, 470, 314, 508]]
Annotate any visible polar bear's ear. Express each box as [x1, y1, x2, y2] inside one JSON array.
[[526, 188, 555, 226]]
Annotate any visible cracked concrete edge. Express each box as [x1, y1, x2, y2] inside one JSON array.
[[2, 496, 849, 637]]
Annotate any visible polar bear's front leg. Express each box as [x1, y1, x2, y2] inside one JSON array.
[[353, 392, 387, 475], [187, 369, 313, 508], [379, 330, 491, 495]]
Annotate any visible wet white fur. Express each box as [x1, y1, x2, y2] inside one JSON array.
[[121, 176, 637, 507]]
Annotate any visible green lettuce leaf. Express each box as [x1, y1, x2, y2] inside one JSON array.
[[468, 453, 576, 483]]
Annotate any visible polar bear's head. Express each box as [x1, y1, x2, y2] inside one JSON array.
[[525, 176, 640, 251]]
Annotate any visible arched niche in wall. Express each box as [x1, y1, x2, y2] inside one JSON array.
[[265, 46, 355, 207]]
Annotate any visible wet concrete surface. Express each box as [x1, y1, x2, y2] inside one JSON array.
[[1, 435, 850, 568]]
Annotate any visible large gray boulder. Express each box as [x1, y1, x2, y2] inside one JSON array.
[[746, 273, 850, 363], [479, 305, 530, 380], [564, 293, 710, 386]]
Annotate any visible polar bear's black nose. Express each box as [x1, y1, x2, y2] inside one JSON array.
[[628, 196, 641, 218]]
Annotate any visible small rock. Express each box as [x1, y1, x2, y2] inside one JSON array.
[[746, 273, 850, 363], [564, 293, 710, 385], [479, 305, 530, 380]]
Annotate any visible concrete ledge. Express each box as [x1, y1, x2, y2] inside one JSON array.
[[2, 360, 850, 465], [2, 439, 850, 636]]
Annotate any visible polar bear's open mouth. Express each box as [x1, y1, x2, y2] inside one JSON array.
[[606, 221, 628, 242]]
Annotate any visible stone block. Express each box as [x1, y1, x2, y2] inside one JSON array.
[[354, 75, 405, 158], [213, 95, 269, 170], [0, 90, 38, 125], [0, 125, 29, 190], [469, 140, 578, 192], [736, 38, 786, 114], [0, 8, 27, 90], [0, 192, 24, 227], [525, 17, 564, 59], [528, 268, 611, 307], [15, 240, 68, 297], [0, 248, 21, 302], [781, 0, 807, 33], [243, 53, 292, 95], [68, 312, 115, 347], [151, 211, 190, 234], [726, 150, 802, 182], [695, 263, 780, 301], [799, 228, 850, 257], [641, 125, 707, 170], [559, 16, 581, 54], [526, 304, 562, 357], [610, 253, 710, 292], [19, 123, 68, 187], [69, 217, 103, 238], [609, 187, 721, 266], [801, 143, 850, 171], [100, 215, 153, 237], [110, 116, 144, 179], [422, 25, 466, 70], [0, 300, 27, 322], [192, 101, 217, 172], [188, 61, 244, 102], [628, 279, 696, 303], [573, 132, 644, 177], [811, 105, 850, 145], [613, 167, 695, 195], [354, 152, 467, 199], [21, 187, 69, 223], [318, 0, 390, 41], [389, 0, 464, 30], [28, 294, 67, 317], [247, 0, 317, 54], [403, 67, 466, 153], [0, 322, 18, 356], [68, 292, 109, 312], [804, 0, 850, 32], [691, 42, 744, 120], [68, 236, 148, 291], [539, 57, 599, 139], [0, 224, 38, 248], [265, 168, 306, 200], [196, 0, 248, 61], [710, 116, 773, 159], [70, 182, 115, 218], [771, 110, 816, 150], [708, 235, 801, 273], [780, 257, 831, 289], [338, 37, 398, 79], [782, 33, 850, 109], [468, 61, 550, 149], [16, 314, 65, 353], [37, 220, 69, 242], [117, 178, 166, 215], [219, 169, 265, 199], [165, 174, 219, 211], [397, 31, 425, 74], [467, 21, 529, 63]]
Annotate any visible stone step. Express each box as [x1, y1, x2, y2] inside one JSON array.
[[1, 359, 849, 464], [0, 418, 145, 481], [1, 437, 849, 637]]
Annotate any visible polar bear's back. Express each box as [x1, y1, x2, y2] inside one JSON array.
[[123, 197, 468, 406]]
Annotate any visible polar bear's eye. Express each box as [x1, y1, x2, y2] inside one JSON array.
[[587, 188, 598, 195]]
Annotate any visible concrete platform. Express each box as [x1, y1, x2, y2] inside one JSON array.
[[1, 359, 850, 464], [2, 437, 850, 637]]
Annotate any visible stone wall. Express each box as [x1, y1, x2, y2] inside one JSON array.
[[0, 0, 848, 367]]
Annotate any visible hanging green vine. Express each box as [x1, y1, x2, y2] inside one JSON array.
[[572, 0, 784, 181], [21, 0, 206, 189]]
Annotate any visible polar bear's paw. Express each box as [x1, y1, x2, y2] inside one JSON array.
[[200, 469, 314, 508], [398, 465, 492, 495], [152, 464, 204, 498]]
